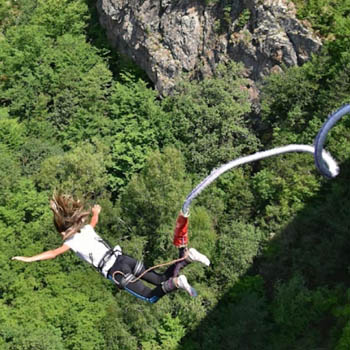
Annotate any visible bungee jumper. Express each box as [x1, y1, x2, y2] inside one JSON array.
[[11, 106, 345, 304], [12, 194, 210, 304]]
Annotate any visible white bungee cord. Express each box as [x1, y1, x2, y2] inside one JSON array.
[[314, 104, 350, 178], [182, 144, 339, 215]]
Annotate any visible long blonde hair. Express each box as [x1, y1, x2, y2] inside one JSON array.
[[50, 194, 90, 240]]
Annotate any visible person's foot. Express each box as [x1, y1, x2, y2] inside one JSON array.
[[176, 275, 197, 297], [188, 248, 210, 266]]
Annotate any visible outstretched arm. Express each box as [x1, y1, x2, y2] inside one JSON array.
[[90, 204, 101, 228], [12, 244, 70, 263]]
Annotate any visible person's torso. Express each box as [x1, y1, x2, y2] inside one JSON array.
[[65, 225, 121, 276]]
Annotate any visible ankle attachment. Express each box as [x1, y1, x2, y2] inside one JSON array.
[[173, 212, 189, 248]]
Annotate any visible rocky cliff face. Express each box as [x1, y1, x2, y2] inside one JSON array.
[[97, 0, 321, 95]]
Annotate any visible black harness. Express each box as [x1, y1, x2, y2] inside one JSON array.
[[88, 237, 121, 275], [97, 245, 121, 274]]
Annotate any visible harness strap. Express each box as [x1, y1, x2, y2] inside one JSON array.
[[97, 245, 121, 274], [133, 260, 144, 277], [120, 273, 134, 288]]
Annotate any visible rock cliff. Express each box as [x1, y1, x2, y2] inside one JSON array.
[[97, 0, 321, 95]]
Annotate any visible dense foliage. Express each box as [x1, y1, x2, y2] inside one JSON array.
[[1, 0, 350, 349]]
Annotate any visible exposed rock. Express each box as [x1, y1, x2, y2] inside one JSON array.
[[97, 0, 322, 95]]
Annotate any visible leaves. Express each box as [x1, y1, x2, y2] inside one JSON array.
[[1, 0, 350, 348], [163, 62, 260, 174]]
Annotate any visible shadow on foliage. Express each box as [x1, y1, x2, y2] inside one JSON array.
[[84, 0, 152, 85], [180, 159, 350, 350]]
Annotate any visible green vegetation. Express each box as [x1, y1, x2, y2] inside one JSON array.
[[1, 0, 350, 349]]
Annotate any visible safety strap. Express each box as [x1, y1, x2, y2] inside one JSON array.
[[97, 245, 121, 274]]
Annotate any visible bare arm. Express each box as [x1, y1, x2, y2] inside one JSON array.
[[90, 204, 101, 228], [12, 244, 70, 262]]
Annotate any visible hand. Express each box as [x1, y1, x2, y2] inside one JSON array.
[[92, 204, 101, 215], [12, 256, 32, 262]]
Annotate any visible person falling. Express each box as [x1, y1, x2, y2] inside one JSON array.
[[12, 194, 210, 303]]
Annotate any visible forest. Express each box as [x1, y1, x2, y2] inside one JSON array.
[[1, 0, 350, 349]]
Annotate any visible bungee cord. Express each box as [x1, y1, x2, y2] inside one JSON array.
[[182, 144, 339, 215], [314, 104, 350, 178]]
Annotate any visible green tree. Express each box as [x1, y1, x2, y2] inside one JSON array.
[[157, 313, 186, 350], [0, 144, 22, 196], [214, 220, 264, 287], [118, 147, 192, 261], [0, 324, 65, 350], [34, 143, 110, 199], [271, 274, 338, 349], [162, 62, 260, 175], [0, 114, 25, 151], [107, 73, 171, 191], [28, 0, 89, 38]]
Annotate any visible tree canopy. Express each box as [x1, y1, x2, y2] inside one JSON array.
[[1, 0, 350, 349]]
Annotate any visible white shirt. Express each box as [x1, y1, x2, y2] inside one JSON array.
[[64, 224, 121, 277]]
